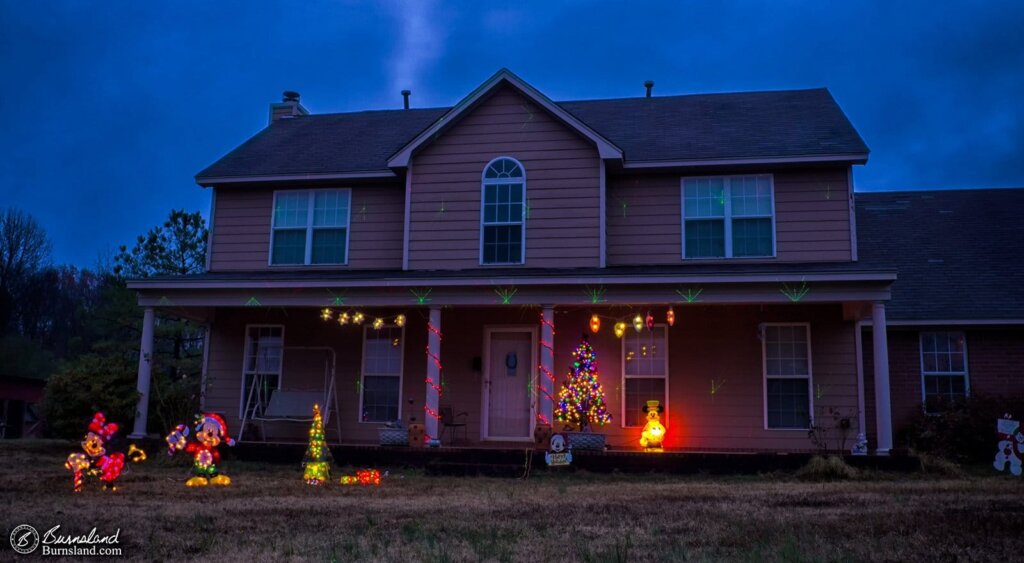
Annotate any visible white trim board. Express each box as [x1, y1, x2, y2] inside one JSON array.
[[197, 170, 396, 186], [129, 271, 897, 291], [861, 319, 1024, 327], [623, 153, 868, 169]]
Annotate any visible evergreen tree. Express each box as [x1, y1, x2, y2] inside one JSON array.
[[555, 336, 612, 431], [303, 404, 333, 485]]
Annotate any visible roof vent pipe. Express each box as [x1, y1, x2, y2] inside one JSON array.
[[644, 80, 654, 98], [283, 90, 301, 103], [401, 90, 411, 109]]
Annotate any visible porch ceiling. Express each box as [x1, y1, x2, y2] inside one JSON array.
[[129, 268, 893, 308]]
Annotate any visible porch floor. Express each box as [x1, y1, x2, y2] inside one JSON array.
[[224, 440, 919, 477]]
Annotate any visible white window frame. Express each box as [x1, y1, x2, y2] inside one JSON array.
[[269, 188, 352, 266], [620, 324, 670, 428], [239, 324, 285, 418], [358, 324, 406, 424], [919, 331, 970, 414], [680, 174, 776, 260], [761, 322, 813, 430], [479, 156, 527, 266]]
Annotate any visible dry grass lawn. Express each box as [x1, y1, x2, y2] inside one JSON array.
[[2, 440, 1022, 562]]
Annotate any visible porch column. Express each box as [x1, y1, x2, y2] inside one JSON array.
[[872, 302, 893, 455], [539, 306, 555, 425], [130, 307, 155, 439], [425, 305, 441, 443]]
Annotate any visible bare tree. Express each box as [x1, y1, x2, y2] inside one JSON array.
[[0, 208, 52, 333]]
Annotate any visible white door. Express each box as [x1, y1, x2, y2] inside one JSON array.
[[484, 329, 535, 440]]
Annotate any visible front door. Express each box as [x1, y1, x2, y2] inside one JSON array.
[[484, 328, 535, 440]]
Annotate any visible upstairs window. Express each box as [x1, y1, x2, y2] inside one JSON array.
[[271, 189, 351, 265], [920, 332, 969, 413], [682, 175, 774, 259], [481, 157, 525, 265]]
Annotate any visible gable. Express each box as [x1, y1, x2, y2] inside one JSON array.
[[406, 84, 603, 270], [387, 70, 622, 168]]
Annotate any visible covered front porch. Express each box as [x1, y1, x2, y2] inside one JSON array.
[[127, 268, 897, 454]]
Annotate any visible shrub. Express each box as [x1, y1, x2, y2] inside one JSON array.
[[41, 352, 138, 438], [916, 452, 966, 478], [796, 455, 858, 481], [902, 394, 1024, 463]]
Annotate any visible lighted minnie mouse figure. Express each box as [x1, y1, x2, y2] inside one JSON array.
[[64, 412, 146, 492], [166, 412, 236, 487]]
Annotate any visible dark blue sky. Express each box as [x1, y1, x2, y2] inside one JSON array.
[[2, 1, 1022, 266]]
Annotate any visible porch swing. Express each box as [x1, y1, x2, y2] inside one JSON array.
[[237, 346, 342, 443]]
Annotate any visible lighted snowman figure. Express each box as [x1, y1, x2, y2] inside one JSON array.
[[640, 400, 665, 451]]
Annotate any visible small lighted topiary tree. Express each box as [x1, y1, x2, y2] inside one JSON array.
[[555, 335, 612, 432], [303, 404, 333, 485]]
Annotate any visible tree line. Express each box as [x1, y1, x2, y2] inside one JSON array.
[[0, 208, 208, 437]]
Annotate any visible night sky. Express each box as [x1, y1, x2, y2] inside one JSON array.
[[2, 1, 1022, 266]]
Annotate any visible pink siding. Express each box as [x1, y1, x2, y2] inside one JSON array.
[[408, 85, 602, 270], [550, 305, 859, 451], [205, 304, 859, 451], [209, 185, 405, 271], [606, 167, 853, 265], [204, 308, 426, 442]]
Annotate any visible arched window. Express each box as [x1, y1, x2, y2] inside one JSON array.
[[480, 157, 526, 264]]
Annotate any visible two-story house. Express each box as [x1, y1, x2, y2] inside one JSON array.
[[127, 69, 901, 453]]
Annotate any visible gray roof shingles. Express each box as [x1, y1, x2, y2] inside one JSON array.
[[196, 88, 868, 180], [855, 188, 1024, 321]]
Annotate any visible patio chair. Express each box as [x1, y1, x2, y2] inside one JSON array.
[[440, 406, 468, 445]]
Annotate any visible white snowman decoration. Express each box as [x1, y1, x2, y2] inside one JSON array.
[[994, 416, 1023, 476]]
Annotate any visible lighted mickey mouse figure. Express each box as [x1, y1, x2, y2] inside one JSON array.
[[639, 400, 665, 451], [64, 412, 146, 492], [166, 412, 236, 487]]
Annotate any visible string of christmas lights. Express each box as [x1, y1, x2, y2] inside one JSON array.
[[319, 309, 406, 329], [537, 311, 557, 425], [423, 321, 444, 437], [580, 307, 677, 338]]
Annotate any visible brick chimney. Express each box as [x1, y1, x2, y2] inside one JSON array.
[[269, 91, 309, 123]]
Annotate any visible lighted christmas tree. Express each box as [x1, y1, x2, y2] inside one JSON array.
[[555, 335, 612, 431], [303, 404, 333, 485]]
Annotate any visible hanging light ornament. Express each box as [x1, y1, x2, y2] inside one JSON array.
[[395, 314, 406, 327], [353, 312, 365, 324], [632, 314, 644, 333], [589, 314, 601, 334], [614, 322, 627, 339], [372, 318, 385, 330], [338, 312, 350, 325], [666, 306, 675, 327], [646, 311, 655, 330], [320, 308, 333, 321]]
